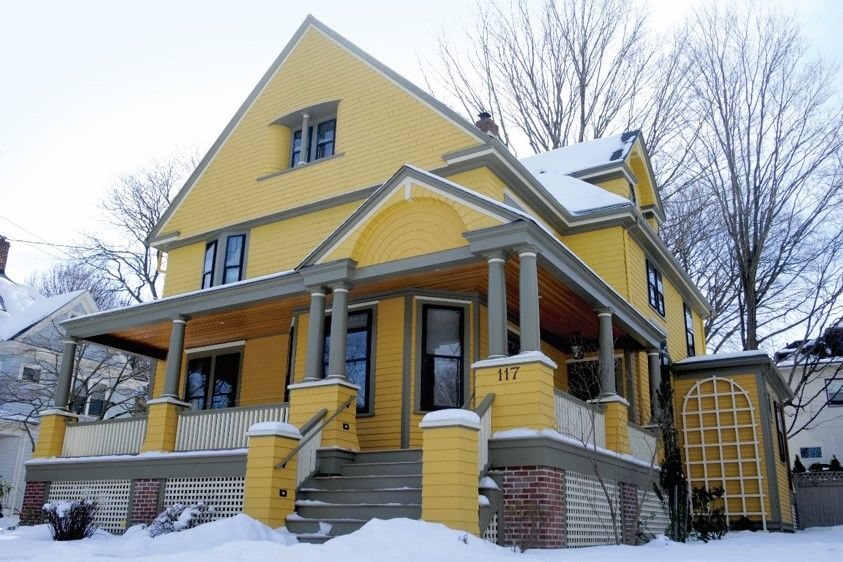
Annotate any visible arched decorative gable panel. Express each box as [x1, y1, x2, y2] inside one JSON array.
[[681, 376, 767, 529]]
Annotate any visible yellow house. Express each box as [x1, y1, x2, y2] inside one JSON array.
[[24, 16, 793, 545]]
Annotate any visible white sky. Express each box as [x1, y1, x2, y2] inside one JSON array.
[[1, 0, 841, 283]]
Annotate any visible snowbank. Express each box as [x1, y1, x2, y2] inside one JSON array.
[[1, 513, 842, 562]]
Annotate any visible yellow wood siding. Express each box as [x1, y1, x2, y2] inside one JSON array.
[[636, 352, 651, 423], [358, 298, 405, 450], [765, 381, 794, 526], [562, 227, 629, 298], [593, 176, 631, 200], [162, 243, 205, 297], [239, 334, 288, 406], [160, 27, 479, 241], [445, 167, 507, 202]]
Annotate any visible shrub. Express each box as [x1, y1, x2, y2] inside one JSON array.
[[147, 502, 210, 538], [691, 486, 727, 542], [809, 462, 825, 472], [42, 500, 97, 541], [730, 516, 757, 531], [793, 455, 806, 473], [829, 455, 842, 471]]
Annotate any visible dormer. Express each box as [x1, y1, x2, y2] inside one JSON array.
[[269, 100, 340, 174]]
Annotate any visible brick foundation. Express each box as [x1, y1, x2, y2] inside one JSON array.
[[21, 481, 48, 525], [129, 479, 162, 525], [619, 481, 639, 545], [499, 466, 566, 549]]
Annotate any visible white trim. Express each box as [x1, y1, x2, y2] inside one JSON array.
[[413, 295, 473, 305], [185, 340, 246, 355], [419, 409, 481, 430], [518, 251, 537, 258], [40, 408, 79, 418], [287, 378, 360, 391], [147, 397, 191, 407], [473, 351, 557, 370], [326, 299, 379, 314], [590, 394, 630, 407], [487, 257, 506, 264], [246, 421, 301, 439], [446, 147, 495, 166]]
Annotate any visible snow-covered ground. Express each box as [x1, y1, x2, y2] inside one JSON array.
[[1, 515, 841, 562]]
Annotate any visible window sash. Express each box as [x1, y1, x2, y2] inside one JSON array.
[[647, 260, 665, 316], [322, 309, 373, 412], [315, 119, 336, 160], [202, 241, 217, 289], [185, 353, 241, 411], [222, 235, 246, 284], [827, 379, 843, 406], [684, 304, 696, 356], [420, 305, 464, 411]]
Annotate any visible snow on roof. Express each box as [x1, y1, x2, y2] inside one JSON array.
[[0, 274, 84, 341], [675, 350, 771, 365], [519, 132, 638, 215]]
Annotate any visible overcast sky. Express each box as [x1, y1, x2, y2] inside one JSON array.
[[1, 0, 841, 283]]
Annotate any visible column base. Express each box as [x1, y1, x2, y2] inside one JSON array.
[[592, 395, 630, 454], [142, 397, 189, 453], [244, 422, 301, 528], [288, 378, 359, 451], [33, 410, 77, 458]]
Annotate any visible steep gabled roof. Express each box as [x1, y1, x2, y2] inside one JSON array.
[[298, 165, 534, 268], [149, 15, 491, 243], [0, 274, 89, 341]]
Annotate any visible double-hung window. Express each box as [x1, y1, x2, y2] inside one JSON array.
[[420, 304, 464, 411], [684, 303, 696, 356], [185, 351, 241, 410], [290, 117, 336, 166], [827, 379, 843, 407], [646, 260, 665, 316], [200, 234, 247, 289], [322, 309, 373, 413]]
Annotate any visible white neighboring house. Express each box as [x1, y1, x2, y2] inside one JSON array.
[[0, 240, 146, 517], [777, 321, 843, 468]]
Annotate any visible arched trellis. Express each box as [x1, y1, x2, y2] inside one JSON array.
[[681, 376, 767, 530]]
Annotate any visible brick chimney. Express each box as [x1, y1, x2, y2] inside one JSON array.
[[475, 111, 500, 139], [0, 236, 8, 275]]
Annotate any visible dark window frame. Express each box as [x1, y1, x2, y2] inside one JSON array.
[[646, 259, 666, 316], [222, 234, 246, 284], [202, 240, 217, 289], [21, 365, 41, 383], [184, 349, 243, 411], [419, 303, 466, 412], [290, 116, 337, 167], [321, 308, 375, 414], [771, 399, 788, 463], [684, 303, 696, 357]]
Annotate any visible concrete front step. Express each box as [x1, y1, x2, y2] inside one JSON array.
[[285, 516, 369, 542], [340, 461, 421, 477], [298, 487, 422, 505], [304, 474, 422, 491], [352, 449, 422, 464], [295, 501, 422, 520]]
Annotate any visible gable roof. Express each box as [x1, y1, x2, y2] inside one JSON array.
[[516, 168, 633, 215], [299, 165, 535, 268], [0, 274, 88, 341], [148, 15, 491, 244]]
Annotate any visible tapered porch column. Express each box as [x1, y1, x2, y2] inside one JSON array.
[[162, 315, 189, 398], [303, 286, 327, 382], [647, 349, 663, 421], [327, 283, 350, 379], [486, 252, 508, 359], [518, 247, 541, 353], [33, 338, 79, 458], [53, 338, 78, 409], [142, 315, 190, 452], [597, 309, 616, 396]]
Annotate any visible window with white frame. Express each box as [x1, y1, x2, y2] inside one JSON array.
[[200, 233, 247, 289]]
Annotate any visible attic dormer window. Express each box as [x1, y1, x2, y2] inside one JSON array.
[[272, 100, 340, 170]]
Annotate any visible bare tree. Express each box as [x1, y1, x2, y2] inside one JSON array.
[[429, 0, 689, 169], [80, 155, 196, 303], [674, 4, 843, 352], [27, 261, 128, 311]]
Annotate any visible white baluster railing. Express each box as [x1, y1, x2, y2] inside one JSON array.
[[62, 417, 147, 457], [555, 390, 606, 448], [295, 427, 323, 487], [628, 422, 658, 463], [175, 403, 289, 451]]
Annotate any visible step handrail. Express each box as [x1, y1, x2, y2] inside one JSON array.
[[276, 396, 355, 469], [475, 393, 495, 477], [474, 393, 495, 418]]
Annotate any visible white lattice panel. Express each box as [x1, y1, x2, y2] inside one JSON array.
[[637, 488, 670, 537], [565, 471, 619, 547], [482, 513, 498, 544], [163, 477, 245, 523], [47, 479, 131, 533]]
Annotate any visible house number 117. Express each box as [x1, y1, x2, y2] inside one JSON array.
[[497, 366, 519, 381]]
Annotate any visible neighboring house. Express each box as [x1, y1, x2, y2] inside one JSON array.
[[0, 238, 143, 518], [23, 17, 794, 545], [776, 322, 843, 467]]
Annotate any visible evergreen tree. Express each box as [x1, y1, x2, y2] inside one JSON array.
[[829, 455, 842, 471], [793, 455, 806, 473]]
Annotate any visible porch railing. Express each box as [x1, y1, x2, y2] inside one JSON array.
[[628, 422, 658, 464], [62, 416, 147, 457], [175, 402, 289, 451], [554, 389, 606, 448], [475, 393, 495, 475]]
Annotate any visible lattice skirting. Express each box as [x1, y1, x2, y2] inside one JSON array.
[[482, 513, 499, 544], [162, 477, 245, 524], [47, 479, 131, 534], [637, 487, 670, 538], [564, 471, 619, 547]]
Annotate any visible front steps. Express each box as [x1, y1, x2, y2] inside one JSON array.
[[286, 449, 423, 543]]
